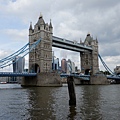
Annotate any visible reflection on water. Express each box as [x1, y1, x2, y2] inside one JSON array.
[[0, 84, 120, 120], [79, 86, 102, 120], [28, 87, 56, 120], [67, 106, 77, 120]]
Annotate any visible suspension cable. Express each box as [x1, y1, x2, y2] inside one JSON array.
[[0, 39, 41, 69], [98, 54, 114, 75], [0, 43, 29, 62]]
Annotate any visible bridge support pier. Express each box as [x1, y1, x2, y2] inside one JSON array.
[[67, 76, 76, 106], [21, 72, 62, 87], [73, 74, 110, 85], [90, 74, 109, 84]]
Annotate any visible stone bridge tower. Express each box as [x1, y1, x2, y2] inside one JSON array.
[[29, 14, 53, 73], [80, 33, 99, 75], [22, 14, 61, 86]]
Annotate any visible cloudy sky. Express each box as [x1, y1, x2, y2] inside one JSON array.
[[0, 0, 120, 72]]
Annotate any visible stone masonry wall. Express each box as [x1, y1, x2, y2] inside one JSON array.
[[21, 72, 62, 87], [90, 74, 110, 85]]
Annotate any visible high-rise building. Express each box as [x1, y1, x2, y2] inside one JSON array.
[[13, 56, 25, 73], [66, 59, 75, 74], [71, 62, 75, 73], [61, 59, 67, 73], [52, 56, 59, 70]]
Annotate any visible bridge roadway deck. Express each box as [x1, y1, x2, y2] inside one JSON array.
[[60, 73, 90, 80], [52, 36, 93, 52], [0, 72, 120, 81], [0, 72, 37, 77], [107, 75, 120, 80], [61, 74, 120, 80]]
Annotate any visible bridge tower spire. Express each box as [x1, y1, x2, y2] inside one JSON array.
[[49, 19, 53, 32], [29, 14, 53, 73]]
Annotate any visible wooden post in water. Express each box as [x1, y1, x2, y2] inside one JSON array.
[[67, 76, 76, 106]]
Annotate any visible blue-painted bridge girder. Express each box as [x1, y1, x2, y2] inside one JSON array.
[[60, 73, 90, 80], [60, 73, 120, 81], [0, 72, 37, 77], [0, 38, 41, 69], [52, 36, 93, 52], [107, 75, 120, 80]]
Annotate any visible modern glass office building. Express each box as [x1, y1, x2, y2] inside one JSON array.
[[13, 56, 25, 73]]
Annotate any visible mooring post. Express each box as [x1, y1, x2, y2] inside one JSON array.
[[67, 76, 76, 106]]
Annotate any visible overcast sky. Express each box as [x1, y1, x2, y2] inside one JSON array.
[[0, 0, 120, 72]]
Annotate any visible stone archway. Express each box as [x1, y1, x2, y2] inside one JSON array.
[[85, 69, 90, 75], [31, 63, 40, 73]]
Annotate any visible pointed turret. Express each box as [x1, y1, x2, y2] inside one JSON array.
[[96, 36, 98, 43], [29, 22, 33, 30], [49, 19, 53, 33], [29, 22, 33, 35], [49, 19, 53, 28]]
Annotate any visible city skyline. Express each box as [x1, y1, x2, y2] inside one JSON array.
[[0, 0, 120, 72]]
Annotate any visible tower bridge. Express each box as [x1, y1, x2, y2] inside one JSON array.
[[1, 14, 117, 86], [29, 14, 99, 76], [24, 14, 106, 86]]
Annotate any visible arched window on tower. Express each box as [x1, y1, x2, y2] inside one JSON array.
[[34, 39, 37, 42], [46, 63, 47, 72]]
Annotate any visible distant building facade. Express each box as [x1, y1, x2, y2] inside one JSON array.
[[52, 56, 59, 70], [61, 59, 67, 73], [61, 59, 75, 73], [13, 56, 25, 73], [66, 59, 75, 74]]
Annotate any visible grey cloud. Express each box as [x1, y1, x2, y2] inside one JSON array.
[[0, 49, 13, 59], [99, 41, 120, 56]]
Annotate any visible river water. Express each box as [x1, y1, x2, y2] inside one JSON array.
[[0, 84, 120, 120]]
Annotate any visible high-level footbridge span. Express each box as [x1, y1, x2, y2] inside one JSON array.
[[52, 36, 92, 52]]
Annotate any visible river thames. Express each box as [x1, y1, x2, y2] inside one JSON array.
[[0, 84, 120, 120]]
